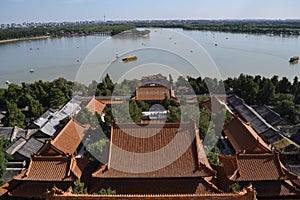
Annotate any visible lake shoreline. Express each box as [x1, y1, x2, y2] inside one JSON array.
[[0, 36, 52, 45]]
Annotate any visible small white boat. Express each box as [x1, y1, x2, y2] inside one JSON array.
[[5, 80, 11, 85], [29, 69, 35, 73]]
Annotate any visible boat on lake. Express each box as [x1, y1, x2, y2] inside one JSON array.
[[289, 56, 299, 63], [29, 69, 35, 73], [122, 55, 137, 62]]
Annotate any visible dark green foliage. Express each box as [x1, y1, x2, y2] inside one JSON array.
[[227, 182, 241, 192], [3, 101, 25, 128], [97, 187, 117, 195], [136, 20, 300, 36], [25, 94, 44, 120], [257, 78, 275, 105], [0, 78, 74, 128], [0, 137, 7, 185], [48, 87, 68, 109], [95, 74, 115, 96], [272, 94, 300, 124], [167, 106, 181, 123], [73, 179, 87, 194], [5, 84, 22, 103], [276, 77, 292, 94], [0, 25, 135, 40], [51, 77, 74, 99], [233, 74, 259, 105], [206, 145, 221, 165], [86, 138, 108, 161], [128, 100, 142, 123], [136, 101, 149, 111], [76, 108, 99, 128], [110, 100, 142, 123], [199, 109, 211, 139], [59, 116, 71, 126], [181, 104, 200, 123]]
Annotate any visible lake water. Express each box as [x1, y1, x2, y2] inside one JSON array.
[[0, 28, 300, 87]]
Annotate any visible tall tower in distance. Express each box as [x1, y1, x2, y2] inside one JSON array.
[[104, 14, 106, 22]]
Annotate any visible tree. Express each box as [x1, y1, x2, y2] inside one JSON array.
[[48, 87, 67, 109], [112, 83, 130, 96], [88, 80, 98, 96], [199, 109, 211, 139], [0, 137, 7, 185], [4, 84, 22, 103], [97, 187, 116, 195], [86, 138, 108, 161], [25, 95, 44, 120], [96, 74, 115, 96], [206, 145, 220, 165], [272, 94, 299, 124], [0, 89, 6, 110], [277, 77, 292, 94], [129, 100, 142, 123], [228, 182, 241, 192], [292, 76, 299, 95], [166, 106, 181, 122], [234, 74, 259, 105], [3, 101, 25, 128], [76, 108, 99, 129], [136, 100, 149, 112], [51, 78, 74, 99], [257, 78, 275, 105], [73, 179, 87, 194], [181, 104, 200, 123]]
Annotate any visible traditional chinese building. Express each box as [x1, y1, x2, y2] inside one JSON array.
[[132, 85, 177, 102], [214, 153, 300, 199], [6, 119, 90, 199], [9, 155, 87, 199], [223, 116, 272, 154], [89, 121, 220, 195]]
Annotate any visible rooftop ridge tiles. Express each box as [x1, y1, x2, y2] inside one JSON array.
[[223, 116, 272, 153]]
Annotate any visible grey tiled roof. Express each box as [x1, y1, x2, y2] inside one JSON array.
[[5, 137, 26, 155], [253, 105, 282, 126], [34, 99, 81, 137], [227, 95, 278, 135], [0, 127, 14, 140], [17, 137, 44, 159]]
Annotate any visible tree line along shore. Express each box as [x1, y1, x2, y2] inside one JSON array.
[[1, 21, 300, 42], [1, 74, 300, 129]]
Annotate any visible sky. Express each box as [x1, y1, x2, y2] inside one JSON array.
[[1, 0, 300, 24]]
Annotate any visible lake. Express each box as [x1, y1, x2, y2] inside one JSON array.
[[0, 28, 300, 87]]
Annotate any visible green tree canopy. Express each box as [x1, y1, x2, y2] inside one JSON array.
[[3, 101, 25, 128], [48, 87, 68, 109]]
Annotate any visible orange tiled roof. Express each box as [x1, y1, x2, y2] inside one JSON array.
[[47, 186, 257, 200], [9, 182, 73, 199], [40, 119, 89, 155], [202, 96, 225, 112], [93, 122, 214, 178], [134, 86, 173, 101], [14, 155, 86, 181], [219, 153, 298, 181], [86, 96, 106, 115], [252, 180, 300, 197], [223, 117, 272, 154]]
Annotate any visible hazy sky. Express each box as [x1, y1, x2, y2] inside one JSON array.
[[1, 0, 300, 23]]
